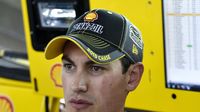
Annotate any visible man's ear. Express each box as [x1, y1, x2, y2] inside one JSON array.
[[126, 62, 144, 91]]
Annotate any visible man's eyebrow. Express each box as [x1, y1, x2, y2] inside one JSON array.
[[85, 60, 96, 65], [85, 60, 108, 66], [61, 55, 107, 66], [61, 56, 74, 65]]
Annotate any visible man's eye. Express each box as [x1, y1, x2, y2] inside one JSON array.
[[63, 64, 74, 71], [90, 66, 104, 72]]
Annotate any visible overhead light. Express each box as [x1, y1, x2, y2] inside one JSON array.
[[38, 2, 76, 28]]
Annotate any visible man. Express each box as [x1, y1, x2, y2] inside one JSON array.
[[45, 9, 144, 112]]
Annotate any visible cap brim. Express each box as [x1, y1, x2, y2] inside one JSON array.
[[45, 34, 125, 64]]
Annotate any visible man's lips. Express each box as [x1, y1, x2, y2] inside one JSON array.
[[69, 99, 93, 109]]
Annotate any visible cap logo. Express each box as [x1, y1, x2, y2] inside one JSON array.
[[130, 26, 140, 38], [86, 48, 111, 61], [84, 12, 98, 22], [132, 44, 138, 55], [129, 25, 143, 49]]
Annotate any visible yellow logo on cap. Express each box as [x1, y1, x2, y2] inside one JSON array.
[[132, 44, 138, 55], [84, 12, 98, 22]]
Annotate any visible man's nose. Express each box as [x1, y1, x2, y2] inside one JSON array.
[[71, 73, 88, 93]]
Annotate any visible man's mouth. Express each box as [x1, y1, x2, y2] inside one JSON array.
[[69, 99, 93, 110]]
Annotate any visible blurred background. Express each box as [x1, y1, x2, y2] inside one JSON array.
[[0, 0, 26, 53], [0, 0, 29, 83]]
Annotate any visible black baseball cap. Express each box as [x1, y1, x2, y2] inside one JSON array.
[[45, 9, 143, 64]]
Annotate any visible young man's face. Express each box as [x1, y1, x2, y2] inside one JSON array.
[[61, 42, 130, 112]]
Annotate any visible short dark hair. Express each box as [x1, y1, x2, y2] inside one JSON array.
[[120, 56, 133, 74]]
